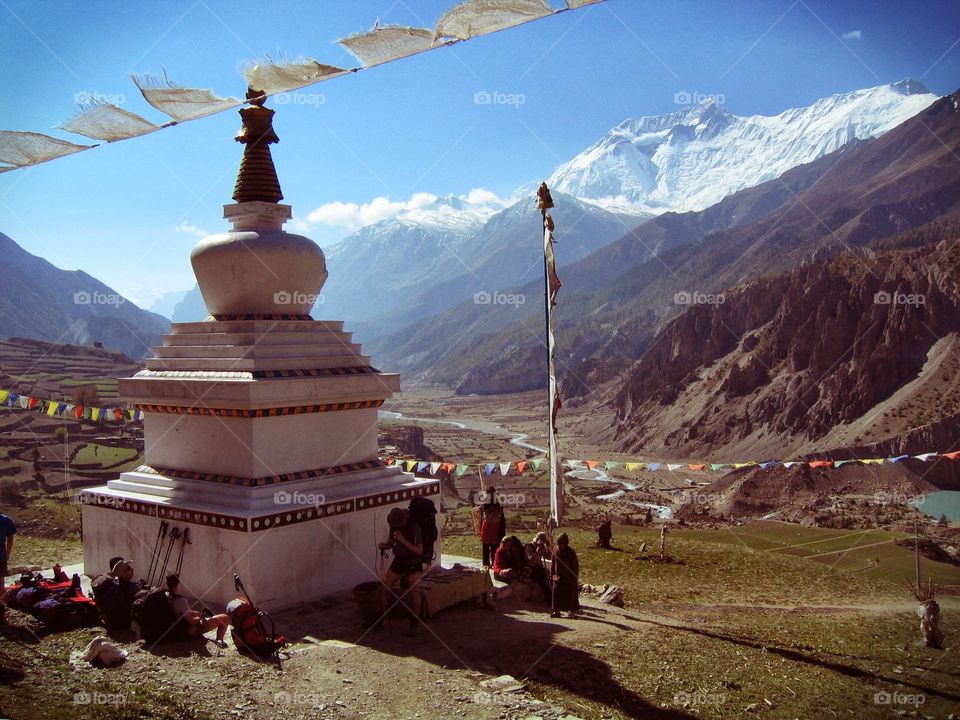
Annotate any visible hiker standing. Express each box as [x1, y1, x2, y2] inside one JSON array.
[[597, 520, 613, 549], [0, 513, 16, 591], [480, 486, 505, 568], [380, 508, 425, 634], [166, 574, 230, 647], [551, 533, 580, 618]]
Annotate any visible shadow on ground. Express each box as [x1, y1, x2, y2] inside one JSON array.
[[273, 586, 693, 719]]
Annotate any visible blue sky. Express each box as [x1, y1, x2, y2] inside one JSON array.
[[1, 0, 958, 308]]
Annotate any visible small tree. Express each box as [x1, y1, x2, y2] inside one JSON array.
[[72, 384, 100, 407], [0, 478, 25, 507], [54, 426, 68, 443], [938, 514, 949, 527], [31, 446, 49, 492]]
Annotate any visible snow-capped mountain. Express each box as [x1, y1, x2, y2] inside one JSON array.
[[323, 193, 497, 265], [548, 79, 938, 214], [320, 191, 639, 336]]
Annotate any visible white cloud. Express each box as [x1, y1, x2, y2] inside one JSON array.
[[302, 188, 510, 232], [175, 221, 208, 237], [842, 30, 862, 40]]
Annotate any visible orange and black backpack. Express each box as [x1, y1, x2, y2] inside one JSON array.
[[228, 574, 285, 656]]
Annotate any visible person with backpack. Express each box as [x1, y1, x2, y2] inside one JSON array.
[[408, 496, 438, 567], [479, 487, 505, 568], [92, 559, 141, 630], [379, 508, 424, 634], [166, 574, 230, 647], [112, 560, 142, 606]]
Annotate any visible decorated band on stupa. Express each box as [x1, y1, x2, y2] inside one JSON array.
[[79, 91, 437, 611]]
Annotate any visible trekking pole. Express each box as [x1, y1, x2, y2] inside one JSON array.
[[146, 521, 168, 586], [174, 528, 191, 576], [159, 528, 181, 581], [234, 574, 252, 605]]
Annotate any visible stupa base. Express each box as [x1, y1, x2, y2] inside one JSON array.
[[80, 467, 439, 612]]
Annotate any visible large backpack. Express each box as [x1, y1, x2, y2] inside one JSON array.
[[228, 598, 285, 656], [92, 574, 130, 629], [9, 574, 99, 629], [131, 588, 186, 644], [408, 496, 438, 563]]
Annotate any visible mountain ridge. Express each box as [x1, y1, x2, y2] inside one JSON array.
[[0, 232, 169, 359]]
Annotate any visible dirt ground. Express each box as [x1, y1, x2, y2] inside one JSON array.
[[4, 572, 958, 720], [0, 574, 661, 720]]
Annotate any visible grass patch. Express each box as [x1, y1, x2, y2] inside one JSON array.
[[7, 494, 82, 540], [6, 535, 83, 571], [681, 521, 960, 587], [442, 523, 960, 607], [73, 444, 139, 468]]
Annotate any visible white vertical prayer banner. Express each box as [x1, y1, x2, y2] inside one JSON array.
[[538, 182, 563, 525]]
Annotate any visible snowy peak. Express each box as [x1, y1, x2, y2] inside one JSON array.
[[324, 189, 510, 260], [891, 77, 932, 95], [549, 80, 939, 215]]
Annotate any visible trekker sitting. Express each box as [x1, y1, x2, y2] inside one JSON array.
[[492, 536, 525, 582], [166, 574, 230, 647], [524, 532, 552, 602], [110, 559, 142, 607], [379, 508, 424, 634]]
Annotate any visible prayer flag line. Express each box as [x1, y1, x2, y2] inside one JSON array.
[[382, 452, 960, 477], [0, 388, 142, 424]]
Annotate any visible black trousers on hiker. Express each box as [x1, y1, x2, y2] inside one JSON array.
[[483, 543, 498, 567]]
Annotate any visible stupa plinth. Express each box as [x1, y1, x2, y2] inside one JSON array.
[[80, 92, 437, 611]]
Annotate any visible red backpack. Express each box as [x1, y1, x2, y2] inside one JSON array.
[[227, 575, 285, 657]]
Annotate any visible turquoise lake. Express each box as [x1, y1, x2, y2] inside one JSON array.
[[915, 491, 960, 523]]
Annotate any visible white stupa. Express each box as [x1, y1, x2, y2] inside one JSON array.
[[80, 92, 438, 610]]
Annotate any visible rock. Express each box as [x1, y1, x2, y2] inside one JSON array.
[[480, 675, 526, 693]]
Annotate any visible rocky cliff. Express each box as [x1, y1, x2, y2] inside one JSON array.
[[611, 235, 960, 460]]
